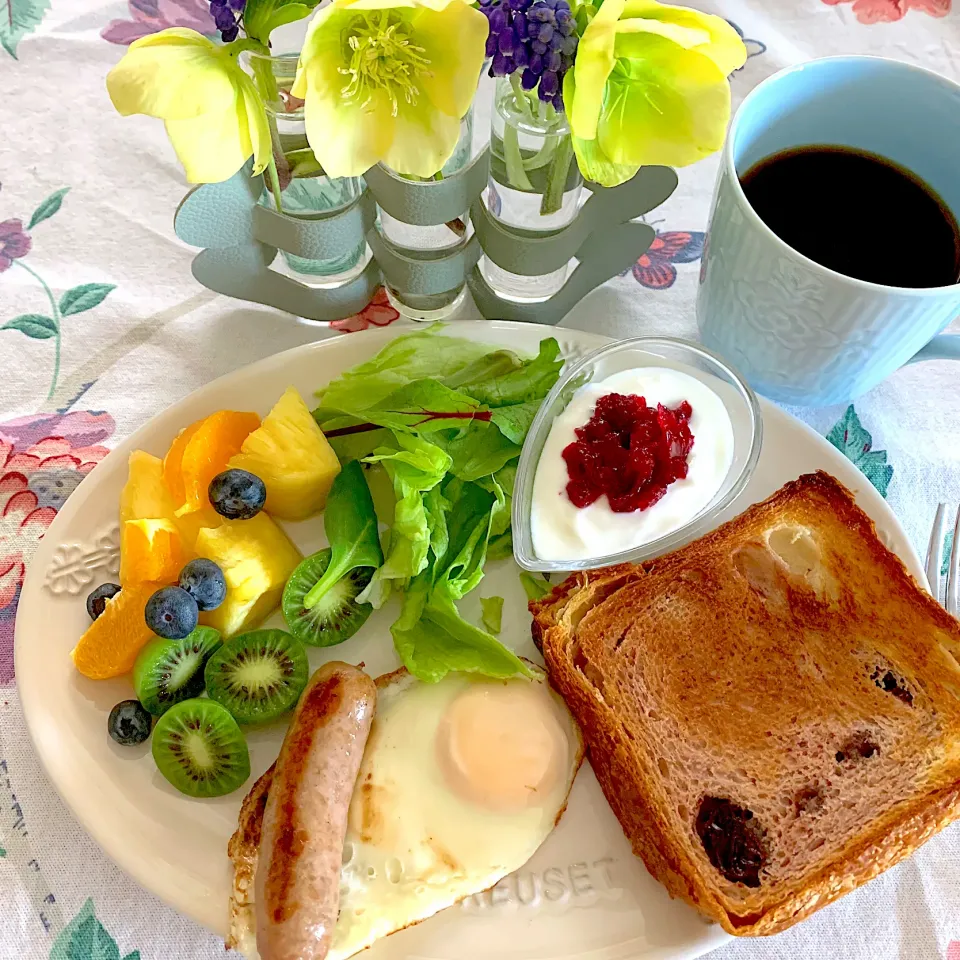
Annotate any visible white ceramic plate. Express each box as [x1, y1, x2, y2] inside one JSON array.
[[16, 321, 925, 960]]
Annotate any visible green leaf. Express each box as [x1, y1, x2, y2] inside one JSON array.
[[0, 0, 51, 59], [359, 434, 452, 608], [490, 401, 543, 445], [432, 421, 520, 482], [2, 313, 56, 339], [316, 326, 496, 415], [481, 596, 504, 634], [464, 338, 563, 407], [826, 405, 893, 498], [391, 579, 530, 684], [27, 187, 69, 229], [942, 530, 954, 578], [360, 380, 488, 434], [50, 900, 123, 960], [441, 350, 525, 392], [303, 460, 383, 610], [59, 283, 116, 317], [242, 0, 318, 42], [520, 572, 551, 601]]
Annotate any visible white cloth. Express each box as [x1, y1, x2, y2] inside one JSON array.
[[1, 2, 959, 958]]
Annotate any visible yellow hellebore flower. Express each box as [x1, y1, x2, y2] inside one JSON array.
[[292, 0, 488, 178], [107, 28, 270, 183], [564, 0, 746, 187]]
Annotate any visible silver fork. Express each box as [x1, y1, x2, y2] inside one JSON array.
[[926, 503, 960, 615]]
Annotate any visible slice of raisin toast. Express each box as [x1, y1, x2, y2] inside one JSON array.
[[531, 472, 960, 936]]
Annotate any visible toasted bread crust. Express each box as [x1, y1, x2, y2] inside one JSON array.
[[534, 472, 960, 936]]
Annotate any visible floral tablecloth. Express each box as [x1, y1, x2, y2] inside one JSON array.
[[2, 1, 960, 958]]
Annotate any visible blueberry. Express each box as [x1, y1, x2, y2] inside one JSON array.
[[86, 583, 121, 621], [208, 469, 266, 520], [145, 586, 199, 640], [108, 699, 152, 746], [178, 558, 227, 612]]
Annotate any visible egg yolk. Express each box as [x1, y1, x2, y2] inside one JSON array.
[[436, 682, 568, 813]]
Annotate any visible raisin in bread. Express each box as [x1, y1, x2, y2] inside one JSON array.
[[531, 472, 960, 935]]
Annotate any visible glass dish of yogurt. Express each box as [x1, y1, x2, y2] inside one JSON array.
[[513, 338, 762, 573]]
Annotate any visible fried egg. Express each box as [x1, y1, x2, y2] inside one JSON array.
[[328, 666, 584, 960]]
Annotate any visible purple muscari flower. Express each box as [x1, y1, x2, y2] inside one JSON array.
[[0, 219, 31, 273], [209, 0, 243, 42], [480, 0, 579, 109], [539, 69, 559, 98]]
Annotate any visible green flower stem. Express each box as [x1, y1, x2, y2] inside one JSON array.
[[253, 57, 280, 105], [265, 153, 284, 213], [509, 72, 536, 125], [503, 122, 534, 191], [15, 259, 62, 401], [522, 135, 558, 171], [540, 132, 574, 216]]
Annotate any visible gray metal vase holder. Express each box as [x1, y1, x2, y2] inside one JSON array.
[[173, 139, 678, 326]]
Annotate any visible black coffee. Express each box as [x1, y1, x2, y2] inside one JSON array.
[[739, 145, 960, 288]]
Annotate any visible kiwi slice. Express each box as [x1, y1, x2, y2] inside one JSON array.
[[133, 627, 222, 716], [204, 629, 309, 724], [282, 549, 375, 647], [152, 698, 250, 798]]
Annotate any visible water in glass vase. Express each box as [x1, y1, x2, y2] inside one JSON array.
[[260, 176, 368, 288], [482, 76, 584, 302], [377, 110, 475, 321]]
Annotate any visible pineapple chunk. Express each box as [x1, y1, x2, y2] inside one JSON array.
[[195, 513, 301, 637], [119, 450, 218, 556], [229, 386, 341, 521], [120, 451, 177, 523]]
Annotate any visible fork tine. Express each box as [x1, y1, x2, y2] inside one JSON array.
[[926, 504, 946, 600], [947, 506, 960, 617]]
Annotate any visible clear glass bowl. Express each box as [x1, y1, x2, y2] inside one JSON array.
[[513, 337, 763, 573]]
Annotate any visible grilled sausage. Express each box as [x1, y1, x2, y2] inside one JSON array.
[[255, 662, 376, 960]]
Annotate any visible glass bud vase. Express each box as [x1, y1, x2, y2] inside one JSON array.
[[243, 50, 367, 288], [375, 109, 474, 321], [482, 75, 584, 302]]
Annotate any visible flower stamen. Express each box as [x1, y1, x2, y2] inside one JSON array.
[[339, 11, 433, 116]]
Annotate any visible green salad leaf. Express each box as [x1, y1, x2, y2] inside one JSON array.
[[303, 460, 383, 610], [481, 596, 504, 634], [313, 325, 563, 683], [359, 434, 451, 608], [520, 572, 552, 601], [316, 326, 496, 414]]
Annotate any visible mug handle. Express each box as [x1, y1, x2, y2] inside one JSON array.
[[907, 333, 960, 365]]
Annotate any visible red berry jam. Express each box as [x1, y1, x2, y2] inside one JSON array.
[[562, 393, 694, 513]]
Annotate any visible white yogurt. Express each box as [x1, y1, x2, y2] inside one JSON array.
[[531, 367, 734, 562]]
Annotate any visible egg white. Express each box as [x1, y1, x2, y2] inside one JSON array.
[[328, 667, 584, 960]]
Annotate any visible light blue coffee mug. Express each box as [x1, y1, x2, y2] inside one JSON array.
[[697, 56, 960, 406]]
